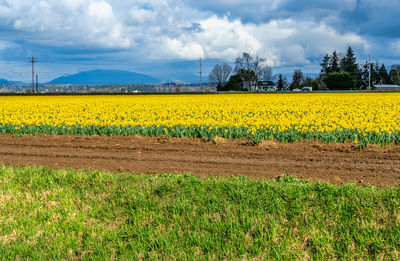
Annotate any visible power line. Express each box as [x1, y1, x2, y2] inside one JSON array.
[[1, 58, 215, 65]]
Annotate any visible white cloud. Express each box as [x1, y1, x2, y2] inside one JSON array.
[[145, 15, 366, 66], [129, 8, 157, 25], [61, 0, 84, 10], [163, 38, 205, 60], [0, 0, 373, 73], [196, 16, 264, 60], [285, 45, 309, 65], [0, 0, 131, 49], [88, 1, 114, 21]]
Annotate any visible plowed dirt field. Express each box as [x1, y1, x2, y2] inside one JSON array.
[[0, 134, 399, 187]]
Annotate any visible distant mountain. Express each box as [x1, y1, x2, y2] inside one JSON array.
[[48, 70, 160, 85], [0, 79, 8, 85], [0, 78, 25, 86]]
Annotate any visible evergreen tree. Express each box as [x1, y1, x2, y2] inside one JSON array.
[[320, 54, 331, 76], [283, 76, 288, 89], [360, 60, 379, 88], [361, 60, 370, 88], [277, 74, 285, 90], [373, 61, 380, 84], [225, 74, 244, 91], [330, 51, 340, 73], [341, 47, 361, 87], [340, 47, 355, 72], [365, 62, 380, 87], [378, 64, 390, 84]]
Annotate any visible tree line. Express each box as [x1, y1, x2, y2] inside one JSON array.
[[209, 48, 400, 91], [320, 47, 399, 90]]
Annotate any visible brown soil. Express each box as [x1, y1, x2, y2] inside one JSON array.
[[0, 134, 399, 187]]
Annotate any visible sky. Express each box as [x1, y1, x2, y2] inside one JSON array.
[[0, 0, 399, 83]]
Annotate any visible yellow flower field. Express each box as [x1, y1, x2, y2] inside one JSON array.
[[1, 93, 399, 145]]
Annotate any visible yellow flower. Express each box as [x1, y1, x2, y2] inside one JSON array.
[[0, 93, 398, 139]]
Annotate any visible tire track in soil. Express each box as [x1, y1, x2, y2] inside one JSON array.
[[0, 134, 399, 187]]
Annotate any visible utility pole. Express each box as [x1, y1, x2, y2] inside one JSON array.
[[30, 56, 37, 93], [199, 58, 203, 92]]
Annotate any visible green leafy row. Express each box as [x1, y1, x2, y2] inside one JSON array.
[[1, 123, 400, 147]]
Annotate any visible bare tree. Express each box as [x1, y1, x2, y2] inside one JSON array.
[[209, 64, 233, 91], [235, 52, 267, 91], [261, 66, 273, 81], [292, 69, 304, 86]]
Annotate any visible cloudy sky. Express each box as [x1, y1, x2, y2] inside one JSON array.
[[0, 0, 399, 82]]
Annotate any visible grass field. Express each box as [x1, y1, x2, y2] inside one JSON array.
[[0, 166, 399, 260]]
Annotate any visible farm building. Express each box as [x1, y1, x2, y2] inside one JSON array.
[[374, 84, 400, 91], [257, 81, 277, 91], [242, 80, 277, 92]]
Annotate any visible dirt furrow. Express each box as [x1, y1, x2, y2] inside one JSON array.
[[0, 134, 399, 187]]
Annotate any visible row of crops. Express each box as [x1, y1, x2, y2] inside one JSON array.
[[1, 93, 400, 146]]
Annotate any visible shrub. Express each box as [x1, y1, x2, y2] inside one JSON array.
[[324, 72, 356, 90]]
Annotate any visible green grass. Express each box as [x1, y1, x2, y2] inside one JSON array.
[[0, 167, 399, 260]]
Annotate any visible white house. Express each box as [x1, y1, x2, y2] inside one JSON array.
[[257, 81, 277, 92]]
